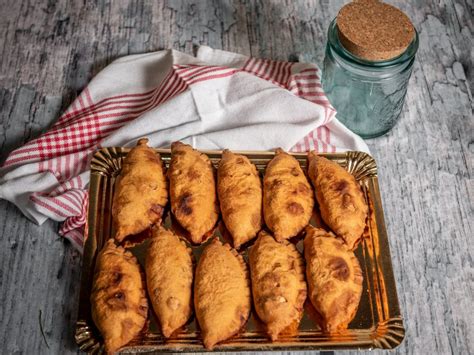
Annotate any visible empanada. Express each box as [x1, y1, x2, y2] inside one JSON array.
[[145, 227, 193, 337], [91, 239, 148, 353], [307, 152, 368, 250], [168, 142, 219, 244], [112, 138, 168, 246], [263, 149, 314, 241], [304, 225, 363, 332], [194, 239, 251, 349], [217, 150, 262, 248], [249, 230, 307, 340]]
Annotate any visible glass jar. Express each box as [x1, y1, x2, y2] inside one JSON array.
[[322, 19, 419, 138]]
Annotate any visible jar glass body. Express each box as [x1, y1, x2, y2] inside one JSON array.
[[322, 19, 419, 138]]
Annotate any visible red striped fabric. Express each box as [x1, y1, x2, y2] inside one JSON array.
[[287, 66, 337, 153], [242, 57, 293, 89], [2, 58, 337, 250]]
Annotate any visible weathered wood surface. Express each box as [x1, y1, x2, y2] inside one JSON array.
[[0, 0, 472, 354]]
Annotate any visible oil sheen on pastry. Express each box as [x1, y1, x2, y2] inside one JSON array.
[[91, 239, 148, 353], [307, 152, 368, 250], [304, 225, 363, 332], [249, 230, 307, 340], [145, 227, 193, 338], [112, 138, 168, 246], [194, 239, 251, 349], [168, 142, 219, 244], [263, 148, 314, 241], [217, 150, 262, 249]]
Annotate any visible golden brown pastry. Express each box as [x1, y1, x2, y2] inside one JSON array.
[[145, 227, 193, 338], [91, 239, 148, 353], [168, 142, 219, 244], [304, 225, 363, 332], [112, 138, 168, 246], [217, 150, 262, 249], [194, 239, 251, 349], [263, 148, 314, 241], [249, 230, 307, 340], [307, 152, 368, 250]]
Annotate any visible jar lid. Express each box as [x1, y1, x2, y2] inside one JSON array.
[[336, 0, 415, 61]]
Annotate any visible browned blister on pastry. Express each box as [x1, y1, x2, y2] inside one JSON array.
[[218, 150, 263, 249], [263, 149, 314, 241], [168, 142, 219, 244], [145, 227, 193, 338], [194, 239, 251, 349], [307, 152, 368, 250], [249, 230, 307, 340], [112, 138, 168, 246], [91, 239, 148, 353], [304, 226, 363, 332]]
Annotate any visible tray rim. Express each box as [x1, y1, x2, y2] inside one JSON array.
[[76, 147, 404, 353]]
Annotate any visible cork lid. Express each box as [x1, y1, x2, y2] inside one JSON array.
[[337, 0, 415, 61]]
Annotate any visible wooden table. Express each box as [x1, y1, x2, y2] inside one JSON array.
[[0, 1, 472, 354]]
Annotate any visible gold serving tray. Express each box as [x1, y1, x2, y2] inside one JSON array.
[[75, 147, 404, 353]]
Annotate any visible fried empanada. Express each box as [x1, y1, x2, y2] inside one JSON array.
[[263, 149, 314, 241], [91, 239, 148, 353], [307, 152, 368, 250], [304, 225, 363, 332], [112, 138, 168, 246], [217, 150, 262, 249], [145, 227, 193, 338], [168, 142, 219, 244], [194, 239, 251, 349], [249, 230, 307, 340]]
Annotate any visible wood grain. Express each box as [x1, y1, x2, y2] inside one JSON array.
[[0, 0, 472, 354]]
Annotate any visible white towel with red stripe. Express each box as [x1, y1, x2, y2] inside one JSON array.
[[0, 46, 368, 251]]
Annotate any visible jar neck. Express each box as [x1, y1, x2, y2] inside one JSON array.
[[326, 18, 418, 78]]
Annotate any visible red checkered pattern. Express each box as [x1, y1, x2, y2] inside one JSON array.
[[2, 58, 336, 251]]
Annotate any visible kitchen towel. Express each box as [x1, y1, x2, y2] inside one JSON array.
[[0, 46, 368, 252]]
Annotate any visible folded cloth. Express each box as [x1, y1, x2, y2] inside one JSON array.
[[0, 46, 368, 252]]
